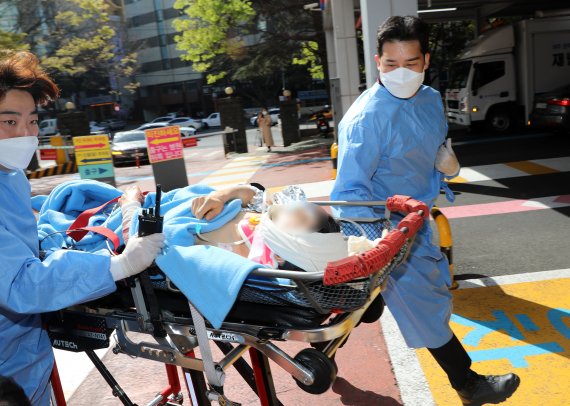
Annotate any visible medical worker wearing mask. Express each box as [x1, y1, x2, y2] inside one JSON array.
[[331, 17, 519, 405], [0, 52, 164, 405]]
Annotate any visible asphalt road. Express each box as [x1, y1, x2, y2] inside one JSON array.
[[437, 127, 570, 278]]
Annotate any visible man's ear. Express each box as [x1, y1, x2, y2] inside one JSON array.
[[423, 52, 431, 71], [374, 54, 381, 70]]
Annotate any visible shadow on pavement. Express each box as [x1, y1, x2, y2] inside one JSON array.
[[332, 377, 402, 405]]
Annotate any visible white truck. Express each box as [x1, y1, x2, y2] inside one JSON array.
[[445, 16, 570, 132]]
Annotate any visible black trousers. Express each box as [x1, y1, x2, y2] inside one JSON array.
[[428, 334, 475, 390]]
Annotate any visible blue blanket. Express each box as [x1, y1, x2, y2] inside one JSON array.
[[35, 180, 262, 328]]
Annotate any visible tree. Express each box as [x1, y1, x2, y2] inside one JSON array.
[[0, 31, 28, 52], [173, 0, 327, 101], [5, 0, 139, 101], [427, 20, 476, 91]]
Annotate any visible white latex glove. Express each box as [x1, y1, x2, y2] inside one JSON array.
[[435, 138, 460, 177], [109, 233, 165, 281]]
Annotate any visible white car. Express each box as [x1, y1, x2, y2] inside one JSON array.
[[151, 116, 175, 123], [136, 122, 196, 137], [39, 119, 58, 136], [168, 117, 203, 130], [202, 112, 221, 128], [89, 121, 107, 134], [250, 108, 279, 127]]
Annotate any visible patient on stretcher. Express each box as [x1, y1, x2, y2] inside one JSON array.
[[120, 183, 382, 273]]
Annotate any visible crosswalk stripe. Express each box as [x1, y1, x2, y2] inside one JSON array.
[[198, 154, 269, 187], [449, 156, 567, 183]]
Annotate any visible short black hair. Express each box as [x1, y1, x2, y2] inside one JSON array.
[[376, 16, 429, 56], [0, 377, 31, 406]]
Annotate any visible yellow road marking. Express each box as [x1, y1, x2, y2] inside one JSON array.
[[416, 278, 570, 405], [505, 161, 559, 176], [447, 176, 469, 183]]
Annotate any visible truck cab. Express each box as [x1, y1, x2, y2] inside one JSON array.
[[445, 25, 517, 132], [446, 17, 570, 133]]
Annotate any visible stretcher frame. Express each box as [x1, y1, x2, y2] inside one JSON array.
[[47, 196, 428, 406]]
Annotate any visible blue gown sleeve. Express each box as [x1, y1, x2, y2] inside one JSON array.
[[331, 123, 381, 218], [0, 224, 116, 314]]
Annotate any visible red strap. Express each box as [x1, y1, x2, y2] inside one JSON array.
[[66, 191, 150, 242], [67, 196, 121, 242], [67, 226, 121, 254]]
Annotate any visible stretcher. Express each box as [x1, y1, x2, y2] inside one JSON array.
[[46, 194, 428, 406]]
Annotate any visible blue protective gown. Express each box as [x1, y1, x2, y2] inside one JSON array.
[[331, 83, 453, 349], [0, 170, 117, 405]]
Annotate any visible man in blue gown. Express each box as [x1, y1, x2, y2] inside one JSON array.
[[0, 52, 164, 405], [331, 16, 520, 405]]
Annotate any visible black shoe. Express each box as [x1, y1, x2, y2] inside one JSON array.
[[458, 373, 520, 405]]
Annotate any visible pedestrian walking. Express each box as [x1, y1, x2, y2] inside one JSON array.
[[258, 108, 275, 152], [331, 16, 520, 406]]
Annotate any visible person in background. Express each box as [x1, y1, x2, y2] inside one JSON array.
[[0, 51, 164, 405], [258, 108, 275, 152], [331, 16, 519, 405]]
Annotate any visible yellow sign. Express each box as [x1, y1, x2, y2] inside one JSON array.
[[75, 148, 112, 164], [72, 135, 110, 149], [416, 277, 570, 405]]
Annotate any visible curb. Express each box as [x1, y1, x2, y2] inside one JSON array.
[[27, 161, 77, 179]]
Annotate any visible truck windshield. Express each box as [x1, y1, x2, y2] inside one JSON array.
[[448, 61, 472, 89]]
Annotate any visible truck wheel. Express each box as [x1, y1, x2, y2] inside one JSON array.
[[486, 108, 512, 133]]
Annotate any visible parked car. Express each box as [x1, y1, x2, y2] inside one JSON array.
[[89, 121, 108, 134], [39, 119, 58, 136], [100, 118, 126, 131], [168, 116, 203, 130], [250, 108, 279, 127], [201, 112, 221, 128], [111, 130, 149, 165], [151, 116, 175, 123], [136, 122, 196, 137], [530, 84, 570, 133]]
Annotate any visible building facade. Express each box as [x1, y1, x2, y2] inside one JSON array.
[[124, 0, 210, 121]]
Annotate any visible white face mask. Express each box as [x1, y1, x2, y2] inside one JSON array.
[[0, 136, 39, 170], [379, 67, 425, 99]]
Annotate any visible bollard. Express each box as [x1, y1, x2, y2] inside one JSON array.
[[50, 135, 67, 165], [331, 142, 338, 180], [431, 206, 458, 290]]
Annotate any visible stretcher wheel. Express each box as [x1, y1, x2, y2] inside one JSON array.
[[293, 348, 337, 394], [360, 294, 385, 324]]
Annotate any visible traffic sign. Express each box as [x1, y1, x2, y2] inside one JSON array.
[[78, 163, 114, 179], [40, 148, 57, 160], [72, 135, 115, 185], [144, 126, 188, 191], [145, 126, 184, 163], [182, 137, 198, 148]]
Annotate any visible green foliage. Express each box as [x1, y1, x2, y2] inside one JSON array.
[[428, 20, 476, 88], [173, 0, 325, 85], [173, 0, 255, 83], [13, 0, 139, 95], [0, 30, 28, 52], [292, 41, 324, 80]]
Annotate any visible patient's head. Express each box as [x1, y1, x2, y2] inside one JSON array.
[[268, 203, 340, 234]]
